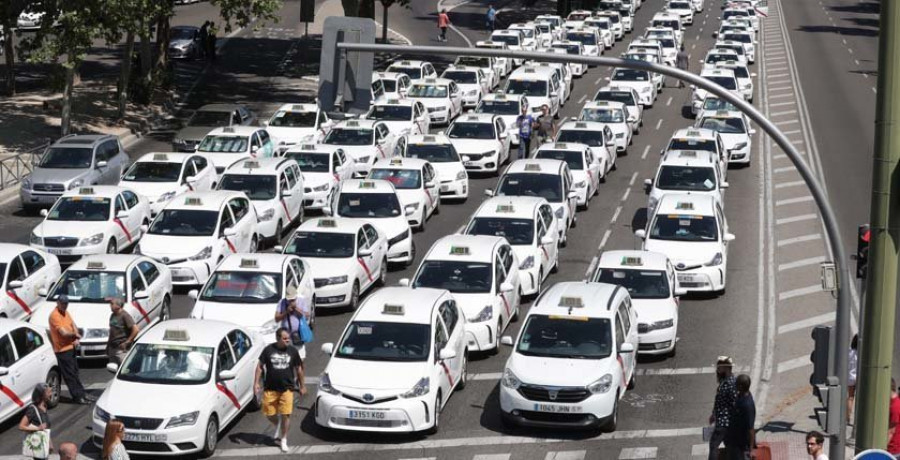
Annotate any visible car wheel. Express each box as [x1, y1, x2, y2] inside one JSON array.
[[106, 239, 117, 254], [160, 296, 171, 322], [427, 393, 442, 434], [46, 369, 61, 408], [250, 236, 258, 253], [405, 240, 416, 267], [490, 319, 502, 355], [628, 372, 635, 390], [309, 297, 317, 329], [377, 258, 388, 287], [603, 395, 618, 432], [457, 351, 468, 390], [199, 415, 219, 458], [348, 281, 360, 312], [275, 220, 283, 242]]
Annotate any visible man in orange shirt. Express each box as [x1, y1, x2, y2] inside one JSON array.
[[437, 9, 450, 42], [49, 295, 92, 404]]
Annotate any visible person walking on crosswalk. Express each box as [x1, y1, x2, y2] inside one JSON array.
[[438, 10, 450, 42], [708, 356, 737, 460]]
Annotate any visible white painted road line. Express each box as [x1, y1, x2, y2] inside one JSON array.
[[621, 187, 631, 202], [619, 447, 658, 459], [578, 94, 588, 104], [778, 312, 836, 334], [778, 255, 827, 272], [774, 180, 806, 189], [666, 96, 673, 106], [655, 119, 662, 130], [596, 76, 605, 85], [611, 206, 622, 223], [775, 213, 818, 225], [629, 171, 639, 186], [770, 109, 798, 117], [546, 451, 587, 460], [473, 455, 510, 460], [777, 233, 822, 247], [773, 166, 796, 173], [777, 356, 811, 373], [775, 195, 814, 206], [642, 145, 651, 159], [778, 284, 822, 301], [599, 228, 612, 250]]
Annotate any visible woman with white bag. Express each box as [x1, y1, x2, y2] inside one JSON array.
[[19, 383, 53, 460]]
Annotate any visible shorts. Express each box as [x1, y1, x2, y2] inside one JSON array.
[[262, 390, 294, 416]]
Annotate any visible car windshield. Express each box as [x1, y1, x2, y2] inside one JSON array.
[[654, 19, 679, 29], [118, 344, 213, 385], [670, 1, 690, 8], [595, 91, 635, 106], [596, 268, 670, 299], [323, 128, 373, 146], [467, 217, 534, 245], [200, 271, 281, 303], [707, 54, 736, 64], [286, 152, 330, 172], [149, 209, 218, 236], [408, 84, 448, 98], [586, 20, 611, 30], [491, 34, 520, 46], [567, 32, 596, 45], [369, 168, 422, 189], [477, 100, 520, 115], [581, 107, 625, 123], [613, 69, 650, 81], [506, 79, 548, 97], [669, 137, 717, 152], [568, 12, 590, 20], [554, 44, 581, 55], [369, 105, 412, 121], [268, 111, 317, 128], [702, 97, 740, 112], [716, 44, 745, 56], [284, 231, 354, 258], [219, 174, 277, 200], [499, 173, 563, 202], [650, 214, 719, 241], [657, 165, 717, 191], [536, 24, 551, 33], [40, 147, 93, 169], [197, 135, 248, 153], [456, 56, 491, 68], [122, 162, 182, 183], [171, 28, 196, 40], [556, 129, 605, 147], [391, 66, 422, 79], [513, 28, 534, 38], [442, 71, 478, 84], [47, 197, 110, 221], [188, 111, 232, 127], [699, 117, 747, 134], [414, 260, 492, 293], [730, 67, 750, 78], [535, 150, 584, 170], [448, 122, 495, 140], [603, 14, 620, 24], [706, 75, 738, 90], [49, 270, 125, 303], [337, 192, 402, 218], [659, 39, 676, 48], [406, 143, 460, 163], [336, 322, 430, 362], [380, 79, 397, 92], [624, 53, 656, 63], [517, 315, 612, 359]]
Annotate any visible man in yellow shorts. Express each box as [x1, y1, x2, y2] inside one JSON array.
[[254, 327, 306, 452]]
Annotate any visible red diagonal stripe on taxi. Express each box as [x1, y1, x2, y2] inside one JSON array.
[[0, 384, 24, 407], [131, 300, 151, 326], [216, 382, 241, 409], [6, 291, 31, 315], [114, 218, 132, 243], [357, 258, 373, 282]]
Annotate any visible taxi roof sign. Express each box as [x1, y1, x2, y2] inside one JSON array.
[[86, 261, 106, 270], [163, 329, 191, 342], [346, 121, 360, 127], [301, 144, 316, 150], [678, 151, 698, 158], [386, 99, 401, 104], [152, 153, 169, 161], [715, 110, 732, 116], [317, 219, 337, 228], [558, 296, 585, 308], [685, 130, 702, 137], [496, 203, 515, 213], [244, 160, 261, 169], [575, 122, 588, 129], [524, 163, 542, 172], [383, 304, 405, 315], [390, 156, 403, 165], [449, 246, 470, 256], [556, 143, 569, 149], [466, 115, 480, 121], [239, 258, 259, 268], [291, 104, 308, 111], [359, 181, 376, 189], [184, 197, 203, 206], [423, 135, 437, 142], [78, 187, 95, 195], [675, 201, 695, 210], [621, 256, 643, 266], [223, 127, 235, 133]]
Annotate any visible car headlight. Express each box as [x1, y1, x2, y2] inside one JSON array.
[[165, 411, 200, 429], [319, 372, 341, 395], [67, 179, 83, 190], [318, 275, 348, 287], [501, 368, 521, 389], [405, 203, 420, 212], [355, 156, 371, 164], [733, 142, 748, 150], [313, 183, 330, 192], [173, 138, 185, 145], [641, 87, 651, 93], [519, 255, 534, 270], [189, 245, 213, 261], [400, 377, 430, 398], [648, 319, 675, 331], [470, 305, 493, 323], [259, 208, 276, 221], [259, 321, 279, 335], [79, 233, 104, 246], [742, 84, 752, 90], [30, 232, 43, 246], [466, 90, 478, 96], [648, 196, 659, 211], [555, 207, 565, 219], [157, 191, 177, 203], [574, 180, 586, 188], [94, 406, 111, 422], [705, 252, 723, 266], [615, 133, 625, 138], [455, 171, 467, 180], [587, 373, 613, 393], [21, 176, 32, 189], [481, 150, 497, 157], [84, 328, 109, 339]]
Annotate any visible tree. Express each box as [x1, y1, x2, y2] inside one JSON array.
[[378, 0, 410, 43], [0, 0, 31, 95]]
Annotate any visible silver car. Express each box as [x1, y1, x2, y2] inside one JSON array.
[[169, 26, 203, 59], [20, 135, 130, 211], [171, 103, 256, 152]]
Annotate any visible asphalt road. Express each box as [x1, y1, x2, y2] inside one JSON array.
[[0, 0, 885, 458]]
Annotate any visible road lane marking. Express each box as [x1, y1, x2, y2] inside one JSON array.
[[776, 233, 821, 247], [629, 171, 638, 186], [599, 228, 612, 250], [767, 85, 793, 91], [768, 101, 794, 107], [619, 447, 658, 459], [775, 213, 818, 225], [596, 76, 605, 85], [642, 145, 651, 159], [767, 72, 790, 78], [546, 451, 586, 460], [655, 119, 662, 130], [775, 195, 813, 206], [782, 129, 802, 135], [773, 166, 796, 173], [578, 94, 588, 104], [779, 284, 822, 301], [778, 255, 827, 271], [777, 356, 811, 373], [774, 180, 806, 190], [666, 97, 672, 106], [473, 455, 510, 460], [778, 312, 836, 334], [767, 92, 793, 99], [621, 188, 631, 202], [770, 109, 797, 117], [855, 59, 860, 66], [776, 119, 800, 125], [611, 206, 622, 223]]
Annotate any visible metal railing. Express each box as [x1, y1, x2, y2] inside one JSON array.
[[0, 139, 50, 190]]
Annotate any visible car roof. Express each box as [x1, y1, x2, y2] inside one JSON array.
[[559, 120, 609, 131], [660, 149, 719, 166], [453, 113, 497, 123], [425, 234, 507, 263], [68, 254, 146, 272], [372, 156, 429, 170], [165, 190, 245, 211], [672, 127, 718, 139], [598, 85, 639, 95], [374, 98, 417, 107], [475, 40, 508, 48], [598, 250, 670, 270], [339, 179, 397, 194], [509, 66, 557, 79], [52, 134, 112, 148], [274, 103, 318, 113], [701, 68, 737, 78], [0, 318, 44, 336], [60, 185, 127, 199], [297, 217, 367, 234], [334, 119, 379, 129], [656, 193, 717, 216], [583, 100, 627, 110], [492, 29, 523, 36], [505, 158, 566, 175], [216, 253, 296, 272], [354, 287, 447, 324], [443, 65, 481, 73], [284, 144, 344, 155], [135, 152, 197, 164], [389, 60, 429, 68], [481, 92, 524, 102], [530, 281, 624, 318], [474, 196, 547, 219], [206, 125, 260, 136], [406, 133, 453, 145], [374, 71, 407, 80], [699, 109, 745, 119], [536, 142, 590, 153], [224, 157, 294, 174], [140, 319, 239, 348], [410, 77, 455, 86]]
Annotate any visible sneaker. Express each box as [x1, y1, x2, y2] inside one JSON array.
[[280, 438, 289, 453]]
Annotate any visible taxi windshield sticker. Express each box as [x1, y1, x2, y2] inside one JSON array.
[[679, 219, 692, 226], [357, 326, 373, 335], [613, 271, 626, 279], [640, 271, 663, 276], [703, 179, 714, 189], [349, 200, 361, 206]]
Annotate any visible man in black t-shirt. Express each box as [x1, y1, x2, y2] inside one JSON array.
[[726, 374, 756, 460], [254, 328, 305, 453]]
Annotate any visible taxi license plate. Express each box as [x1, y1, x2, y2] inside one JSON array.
[[440, 185, 450, 192], [123, 432, 168, 443], [47, 248, 72, 255], [464, 161, 475, 167], [348, 410, 386, 420], [534, 403, 582, 413], [677, 274, 695, 282]]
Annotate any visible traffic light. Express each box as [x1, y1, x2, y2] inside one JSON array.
[[857, 224, 870, 279], [809, 325, 832, 399], [300, 0, 315, 23], [813, 377, 842, 435]]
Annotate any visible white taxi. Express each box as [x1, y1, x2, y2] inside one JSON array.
[[565, 28, 602, 59], [441, 65, 491, 108], [720, 31, 756, 63], [407, 78, 463, 126], [281, 218, 387, 310], [595, 11, 625, 40], [284, 144, 354, 211], [453, 55, 502, 89], [31, 255, 173, 358], [386, 60, 437, 81], [702, 48, 744, 71], [321, 120, 400, 177], [712, 42, 749, 67], [0, 319, 60, 424], [491, 29, 528, 66], [533, 142, 602, 209], [120, 153, 217, 217], [555, 121, 617, 176], [474, 41, 513, 77], [490, 160, 578, 245], [93, 320, 265, 457], [666, 0, 694, 24], [30, 186, 151, 263], [403, 235, 521, 353], [696, 110, 755, 165], [189, 254, 315, 338], [446, 113, 511, 175], [691, 68, 740, 115], [372, 71, 412, 99], [550, 41, 588, 77], [0, 245, 60, 321], [650, 12, 684, 44], [476, 92, 529, 146], [465, 197, 560, 297], [607, 68, 656, 107], [564, 9, 592, 30], [645, 150, 727, 218], [402, 134, 469, 201], [505, 66, 563, 119], [498, 281, 637, 431], [369, 157, 440, 230], [636, 194, 734, 294], [508, 23, 540, 50], [579, 100, 632, 154], [593, 251, 682, 356], [593, 86, 644, 133], [316, 287, 467, 433], [365, 98, 430, 137], [327, 180, 415, 267], [582, 18, 615, 48], [666, 127, 729, 177], [217, 158, 304, 244], [137, 191, 259, 286], [263, 103, 332, 152], [195, 126, 276, 175]]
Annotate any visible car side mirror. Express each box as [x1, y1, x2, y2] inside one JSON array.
[[261, 120, 269, 127], [39, 209, 49, 217], [500, 281, 514, 292], [605, 77, 611, 81], [398, 278, 410, 287], [222, 227, 237, 237], [322, 207, 333, 216], [619, 342, 635, 354], [251, 145, 259, 154], [105, 363, 119, 374], [185, 175, 198, 184], [281, 190, 293, 197], [134, 290, 149, 300], [140, 224, 149, 233], [116, 210, 130, 219], [218, 370, 237, 381], [96, 161, 108, 169], [567, 191, 579, 199], [751, 73, 758, 77], [674, 287, 688, 297], [484, 189, 495, 197], [724, 233, 736, 242], [7, 280, 23, 289], [187, 289, 199, 300], [500, 336, 514, 346], [321, 342, 335, 355], [721, 181, 730, 189], [643, 178, 653, 193], [274, 245, 284, 252], [749, 128, 757, 135], [38, 288, 48, 297], [416, 116, 426, 122], [358, 248, 373, 257], [540, 235, 554, 245], [439, 348, 457, 360], [634, 229, 647, 239], [425, 181, 436, 188]]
